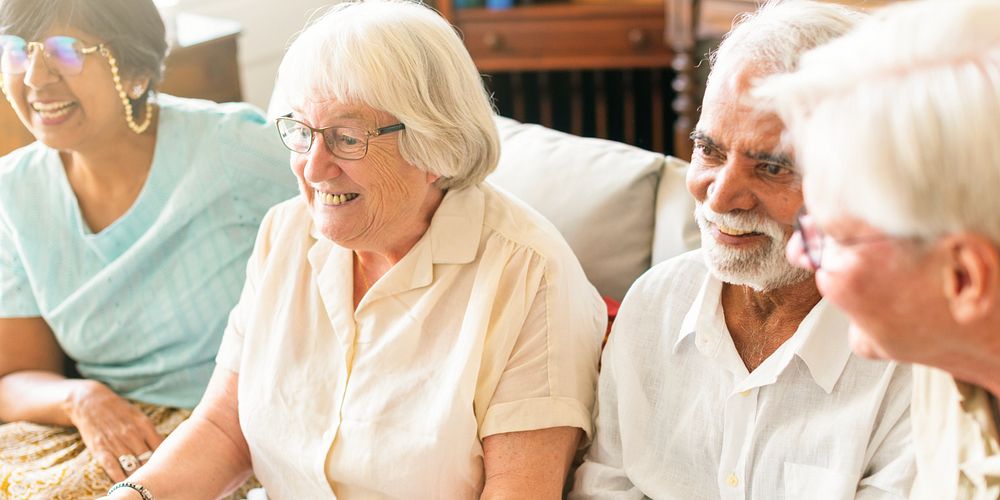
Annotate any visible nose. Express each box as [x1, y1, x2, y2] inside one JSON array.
[[301, 134, 344, 185], [705, 162, 757, 215], [23, 48, 58, 89]]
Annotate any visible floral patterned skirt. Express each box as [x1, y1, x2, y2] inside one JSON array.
[[0, 402, 256, 500]]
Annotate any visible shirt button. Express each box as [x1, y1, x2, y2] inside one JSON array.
[[726, 473, 739, 487], [740, 390, 751, 397]]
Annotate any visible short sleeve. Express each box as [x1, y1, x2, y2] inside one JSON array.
[[215, 204, 279, 373], [0, 206, 40, 317], [478, 248, 606, 440]]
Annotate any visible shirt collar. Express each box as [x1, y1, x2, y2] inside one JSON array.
[[307, 185, 485, 299], [791, 299, 853, 394], [676, 270, 853, 394], [676, 271, 725, 357], [425, 185, 484, 265]]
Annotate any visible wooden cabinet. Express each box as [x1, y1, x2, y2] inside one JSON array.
[[453, 4, 670, 72], [436, 1, 676, 153], [0, 13, 242, 156]]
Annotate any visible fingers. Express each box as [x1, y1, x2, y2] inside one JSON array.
[[83, 409, 158, 480], [93, 447, 127, 483], [136, 414, 165, 452]]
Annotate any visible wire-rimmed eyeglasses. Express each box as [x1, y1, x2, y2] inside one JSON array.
[[0, 35, 104, 76], [275, 113, 405, 160], [793, 209, 897, 271]]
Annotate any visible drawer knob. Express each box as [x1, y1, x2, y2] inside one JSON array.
[[483, 32, 504, 51], [627, 28, 648, 49]]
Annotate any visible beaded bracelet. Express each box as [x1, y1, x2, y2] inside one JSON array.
[[108, 481, 155, 500]]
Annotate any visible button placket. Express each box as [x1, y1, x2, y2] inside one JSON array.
[[719, 386, 758, 500]]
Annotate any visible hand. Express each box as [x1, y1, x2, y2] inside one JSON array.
[[64, 380, 164, 482]]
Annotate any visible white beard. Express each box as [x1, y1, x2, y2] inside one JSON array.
[[695, 202, 813, 292]]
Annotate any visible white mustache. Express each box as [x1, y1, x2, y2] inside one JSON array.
[[695, 203, 786, 241]]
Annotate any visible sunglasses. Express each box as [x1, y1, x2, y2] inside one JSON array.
[[0, 35, 103, 76]]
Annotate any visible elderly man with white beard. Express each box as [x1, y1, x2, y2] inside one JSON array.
[[570, 2, 914, 499]]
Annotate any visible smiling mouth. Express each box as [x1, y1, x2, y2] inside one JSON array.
[[315, 189, 359, 206], [716, 224, 763, 237], [31, 100, 77, 120]]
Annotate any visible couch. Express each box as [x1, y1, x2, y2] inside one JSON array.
[[488, 116, 700, 302]]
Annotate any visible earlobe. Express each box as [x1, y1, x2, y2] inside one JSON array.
[[126, 77, 150, 100], [942, 234, 1000, 324], [425, 171, 441, 184]]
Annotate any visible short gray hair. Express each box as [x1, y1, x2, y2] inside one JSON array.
[[0, 0, 167, 89], [276, 0, 500, 191], [710, 0, 862, 80], [758, 0, 1000, 244]]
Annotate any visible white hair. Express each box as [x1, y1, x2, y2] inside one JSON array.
[[758, 0, 1000, 243], [710, 0, 863, 80], [276, 0, 500, 190]]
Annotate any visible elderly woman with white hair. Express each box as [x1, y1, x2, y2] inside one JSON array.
[[760, 0, 1000, 498], [99, 0, 605, 499]]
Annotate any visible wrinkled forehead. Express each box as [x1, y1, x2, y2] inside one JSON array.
[[286, 92, 395, 127], [700, 64, 787, 137]]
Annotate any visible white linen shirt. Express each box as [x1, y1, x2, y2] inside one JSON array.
[[571, 250, 915, 500], [216, 183, 605, 499]]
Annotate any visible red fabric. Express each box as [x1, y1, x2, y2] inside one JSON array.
[[602, 296, 621, 348]]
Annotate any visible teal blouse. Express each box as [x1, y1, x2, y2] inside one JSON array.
[[0, 95, 297, 408]]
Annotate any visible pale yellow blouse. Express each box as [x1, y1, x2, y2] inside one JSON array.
[[216, 184, 605, 499]]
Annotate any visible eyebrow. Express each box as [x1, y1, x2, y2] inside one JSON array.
[[287, 108, 369, 121], [691, 130, 795, 169], [748, 150, 794, 169], [690, 130, 725, 152]]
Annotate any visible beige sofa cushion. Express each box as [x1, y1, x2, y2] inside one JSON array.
[[653, 155, 700, 266], [489, 117, 664, 301]]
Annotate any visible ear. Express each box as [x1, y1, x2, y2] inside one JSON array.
[[941, 233, 1000, 324], [125, 74, 151, 100], [425, 170, 441, 184]]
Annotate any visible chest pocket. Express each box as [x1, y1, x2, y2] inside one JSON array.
[[783, 462, 856, 500]]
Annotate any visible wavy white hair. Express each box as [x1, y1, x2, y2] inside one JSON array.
[[710, 0, 863, 82], [758, 0, 1000, 243], [276, 0, 500, 190]]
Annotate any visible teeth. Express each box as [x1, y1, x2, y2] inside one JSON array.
[[32, 101, 74, 112], [315, 190, 358, 206], [718, 224, 754, 236]]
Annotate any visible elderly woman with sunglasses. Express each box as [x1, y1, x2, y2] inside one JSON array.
[[98, 1, 605, 499], [0, 0, 295, 497]]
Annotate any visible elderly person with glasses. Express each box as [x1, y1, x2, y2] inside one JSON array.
[[761, 0, 1000, 497], [99, 1, 605, 499], [0, 0, 295, 497]]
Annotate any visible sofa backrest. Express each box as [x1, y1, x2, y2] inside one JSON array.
[[489, 117, 699, 301]]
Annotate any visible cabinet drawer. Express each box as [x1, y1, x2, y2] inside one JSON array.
[[455, 5, 670, 72]]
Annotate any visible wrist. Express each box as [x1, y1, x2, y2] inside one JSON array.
[[108, 481, 153, 500], [61, 378, 104, 421], [108, 489, 144, 499]]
